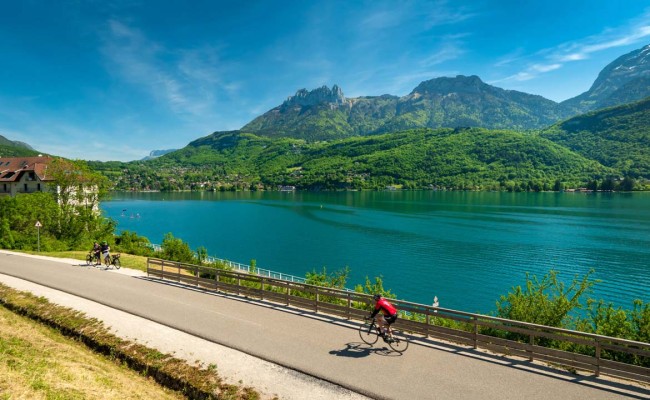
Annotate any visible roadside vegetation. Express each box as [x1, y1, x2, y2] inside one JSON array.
[[0, 283, 261, 400], [0, 300, 186, 400]]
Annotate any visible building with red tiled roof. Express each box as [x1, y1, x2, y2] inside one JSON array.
[[0, 156, 55, 197]]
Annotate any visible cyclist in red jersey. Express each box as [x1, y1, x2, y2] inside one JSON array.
[[369, 294, 398, 340]]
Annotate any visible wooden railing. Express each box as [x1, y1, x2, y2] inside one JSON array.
[[147, 257, 650, 384]]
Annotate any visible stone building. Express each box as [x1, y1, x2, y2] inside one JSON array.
[[0, 156, 54, 197]]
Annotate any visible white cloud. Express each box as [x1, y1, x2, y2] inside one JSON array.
[[497, 11, 650, 86], [531, 63, 561, 73], [101, 19, 230, 118], [420, 36, 467, 68]]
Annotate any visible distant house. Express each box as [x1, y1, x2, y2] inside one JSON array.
[[0, 156, 54, 197]]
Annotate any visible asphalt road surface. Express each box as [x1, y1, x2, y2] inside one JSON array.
[[0, 251, 647, 400]]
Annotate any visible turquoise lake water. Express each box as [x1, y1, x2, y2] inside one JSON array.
[[102, 191, 650, 314]]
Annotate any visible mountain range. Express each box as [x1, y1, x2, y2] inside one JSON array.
[[8, 43, 650, 191], [241, 44, 650, 141], [0, 134, 37, 158]]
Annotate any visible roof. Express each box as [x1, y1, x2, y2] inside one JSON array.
[[0, 156, 54, 183]]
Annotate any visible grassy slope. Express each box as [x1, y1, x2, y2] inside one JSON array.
[[0, 305, 186, 400]]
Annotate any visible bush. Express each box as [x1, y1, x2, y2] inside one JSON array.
[[160, 233, 195, 263]]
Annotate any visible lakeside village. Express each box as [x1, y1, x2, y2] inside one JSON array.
[[0, 155, 642, 198]]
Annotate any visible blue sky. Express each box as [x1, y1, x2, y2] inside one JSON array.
[[1, 1, 649, 162]]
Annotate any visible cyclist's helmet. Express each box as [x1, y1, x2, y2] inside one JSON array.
[[101, 241, 107, 245], [373, 294, 382, 301]]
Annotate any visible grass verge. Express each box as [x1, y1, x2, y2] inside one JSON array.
[[0, 283, 261, 400]]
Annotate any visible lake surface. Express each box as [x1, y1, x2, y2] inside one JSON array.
[[102, 191, 650, 314]]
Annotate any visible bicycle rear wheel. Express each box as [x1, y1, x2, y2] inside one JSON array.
[[358, 322, 379, 345], [387, 329, 410, 353]]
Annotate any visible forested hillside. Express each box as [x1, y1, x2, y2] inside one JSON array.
[[540, 97, 650, 178], [0, 134, 39, 158], [91, 128, 617, 192]]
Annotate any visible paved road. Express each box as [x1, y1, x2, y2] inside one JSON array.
[[0, 252, 647, 400]]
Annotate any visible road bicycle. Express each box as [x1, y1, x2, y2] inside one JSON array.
[[86, 251, 100, 266], [358, 317, 409, 353], [102, 253, 121, 269]]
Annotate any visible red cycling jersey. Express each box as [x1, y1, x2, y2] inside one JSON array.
[[373, 298, 397, 316]]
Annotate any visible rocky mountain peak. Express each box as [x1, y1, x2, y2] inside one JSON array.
[[410, 75, 488, 96], [562, 43, 650, 111], [590, 44, 650, 91], [282, 84, 346, 108]]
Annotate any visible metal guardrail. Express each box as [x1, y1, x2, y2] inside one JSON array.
[[148, 244, 307, 283], [146, 257, 650, 384]]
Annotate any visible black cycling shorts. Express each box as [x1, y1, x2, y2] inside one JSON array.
[[384, 314, 397, 324]]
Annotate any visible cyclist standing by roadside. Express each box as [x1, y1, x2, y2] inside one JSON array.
[[91, 241, 101, 265], [369, 294, 398, 341], [100, 241, 111, 266]]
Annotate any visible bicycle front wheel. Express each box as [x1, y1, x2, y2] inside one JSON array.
[[86, 254, 94, 265], [113, 258, 121, 269], [358, 322, 379, 345], [388, 329, 410, 353]]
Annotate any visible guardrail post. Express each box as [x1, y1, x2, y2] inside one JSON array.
[[595, 338, 601, 377], [260, 277, 265, 300], [315, 287, 319, 313], [214, 269, 219, 292], [347, 292, 351, 320], [285, 282, 290, 306], [529, 334, 535, 361], [425, 308, 431, 338], [473, 316, 478, 349]]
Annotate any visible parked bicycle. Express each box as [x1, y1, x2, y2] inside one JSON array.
[[103, 253, 121, 269], [358, 317, 409, 353]]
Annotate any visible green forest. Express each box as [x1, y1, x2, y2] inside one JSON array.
[[90, 126, 645, 192]]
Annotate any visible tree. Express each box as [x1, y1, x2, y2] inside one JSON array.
[[495, 269, 597, 328], [161, 232, 195, 263], [355, 275, 396, 299], [46, 158, 111, 241], [305, 266, 350, 289]]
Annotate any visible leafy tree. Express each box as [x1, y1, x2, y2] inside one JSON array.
[[355, 275, 395, 299], [114, 230, 154, 257], [305, 266, 350, 289], [160, 232, 195, 263], [495, 269, 597, 328], [196, 246, 208, 265]]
